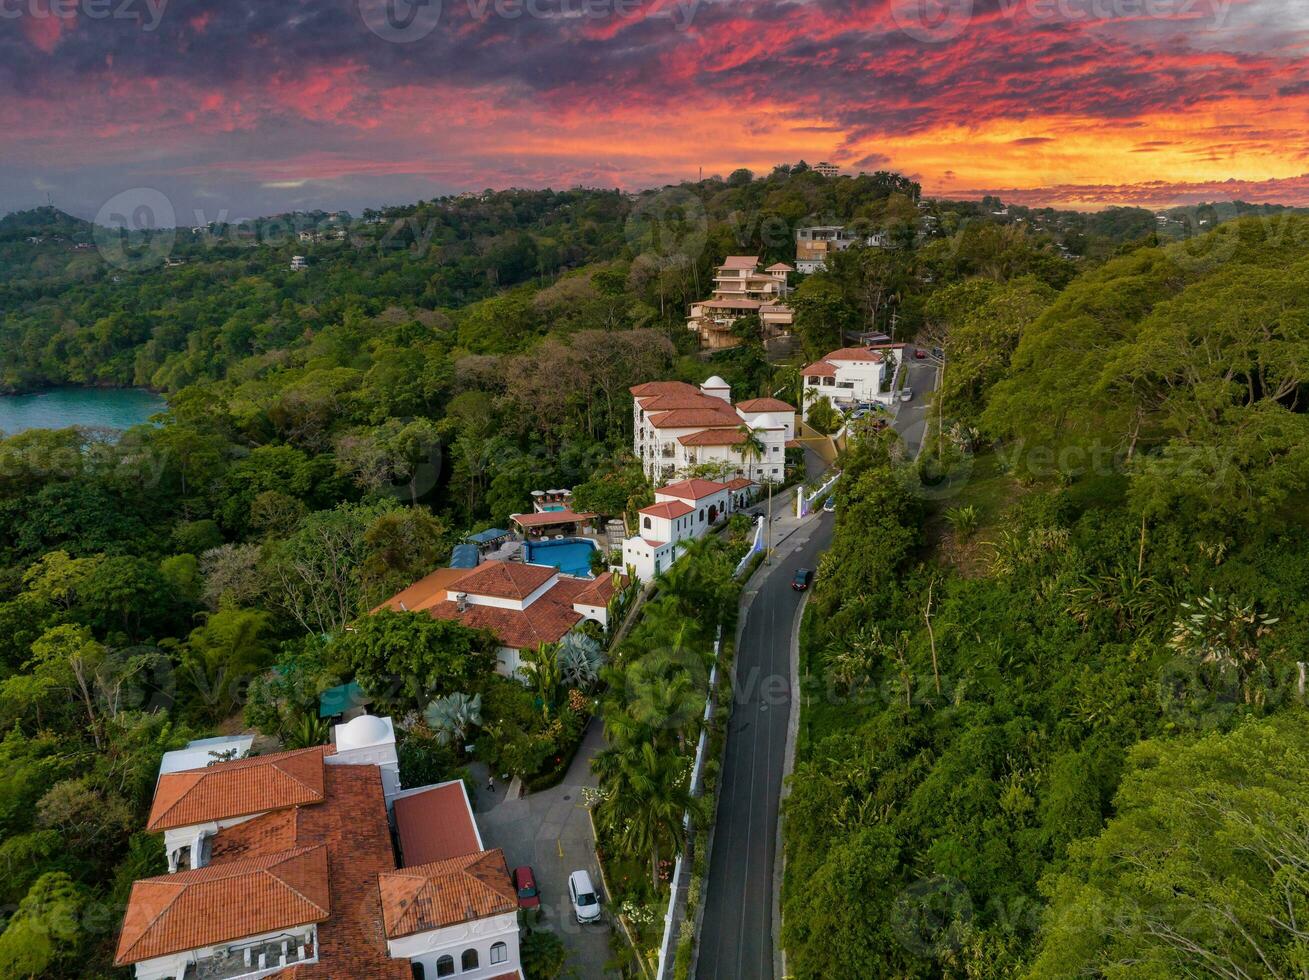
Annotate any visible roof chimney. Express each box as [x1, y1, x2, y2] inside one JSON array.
[[456, 593, 469, 612]]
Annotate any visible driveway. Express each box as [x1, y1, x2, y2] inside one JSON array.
[[895, 356, 941, 458], [476, 720, 617, 978]]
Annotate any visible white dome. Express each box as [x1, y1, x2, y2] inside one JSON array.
[[702, 375, 729, 389], [336, 713, 392, 750]]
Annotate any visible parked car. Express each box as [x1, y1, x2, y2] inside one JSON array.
[[792, 567, 814, 591], [514, 865, 540, 910], [569, 870, 601, 923], [900, 387, 913, 402], [914, 348, 928, 360], [822, 496, 837, 513]]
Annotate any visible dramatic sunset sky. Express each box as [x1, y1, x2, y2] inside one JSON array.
[[2, 0, 1307, 220]]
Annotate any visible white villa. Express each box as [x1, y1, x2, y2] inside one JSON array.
[[116, 717, 524, 980], [375, 559, 623, 679], [632, 378, 797, 484], [687, 256, 794, 350], [802, 344, 907, 418], [794, 225, 890, 273], [622, 477, 757, 582]]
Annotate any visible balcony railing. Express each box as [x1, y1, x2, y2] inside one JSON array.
[[183, 933, 316, 980]]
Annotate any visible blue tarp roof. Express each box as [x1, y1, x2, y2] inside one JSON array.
[[450, 544, 480, 568], [467, 528, 509, 544], [319, 680, 367, 719]]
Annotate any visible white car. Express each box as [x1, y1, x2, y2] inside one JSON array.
[[568, 870, 601, 923], [900, 387, 913, 402]]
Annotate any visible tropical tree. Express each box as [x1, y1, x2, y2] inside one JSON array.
[[736, 425, 766, 482], [424, 692, 483, 750], [521, 643, 564, 720], [557, 632, 604, 691], [592, 742, 700, 892]]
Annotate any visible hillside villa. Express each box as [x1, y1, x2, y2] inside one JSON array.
[[115, 716, 524, 980], [631, 378, 797, 484], [794, 225, 890, 273], [802, 344, 906, 419], [622, 476, 758, 582], [376, 559, 623, 679], [687, 256, 794, 350]]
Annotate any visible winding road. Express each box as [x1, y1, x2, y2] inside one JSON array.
[[695, 352, 940, 979]]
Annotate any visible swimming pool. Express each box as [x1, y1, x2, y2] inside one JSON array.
[[525, 538, 599, 577]]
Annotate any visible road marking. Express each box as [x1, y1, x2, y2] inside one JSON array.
[[558, 840, 563, 859]]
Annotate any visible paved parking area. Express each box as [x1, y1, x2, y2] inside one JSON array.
[[476, 721, 617, 978]]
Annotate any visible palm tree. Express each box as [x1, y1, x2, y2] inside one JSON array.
[[736, 424, 767, 483], [592, 742, 701, 893], [521, 643, 563, 719], [423, 692, 483, 750]]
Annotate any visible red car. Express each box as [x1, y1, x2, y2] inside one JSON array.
[[914, 348, 928, 360], [514, 866, 541, 910]]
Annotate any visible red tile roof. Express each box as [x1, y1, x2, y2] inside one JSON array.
[[393, 783, 481, 868], [630, 381, 702, 398], [718, 255, 761, 269], [379, 850, 517, 938], [271, 766, 409, 980], [640, 500, 695, 520], [802, 361, 837, 377], [510, 510, 596, 528], [426, 582, 584, 650], [648, 408, 742, 429], [372, 566, 473, 614], [736, 397, 796, 413], [571, 571, 624, 608], [678, 430, 746, 446], [115, 846, 331, 966], [725, 477, 758, 491], [766, 262, 794, 271], [656, 478, 730, 500], [450, 560, 557, 601], [638, 392, 728, 412], [147, 747, 330, 832], [826, 346, 888, 362]]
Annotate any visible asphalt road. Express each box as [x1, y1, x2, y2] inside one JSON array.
[[695, 353, 940, 979], [894, 356, 941, 458], [695, 513, 834, 980]]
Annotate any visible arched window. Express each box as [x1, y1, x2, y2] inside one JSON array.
[[490, 942, 508, 965], [461, 949, 478, 970], [411, 964, 425, 980], [699, 508, 705, 521], [643, 516, 651, 530], [435, 955, 454, 977]]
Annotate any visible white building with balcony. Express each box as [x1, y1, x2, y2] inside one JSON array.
[[687, 256, 794, 350], [621, 477, 756, 581], [631, 378, 796, 485], [801, 345, 907, 418], [794, 225, 891, 273]]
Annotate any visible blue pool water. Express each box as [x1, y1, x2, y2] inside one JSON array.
[[525, 538, 599, 577]]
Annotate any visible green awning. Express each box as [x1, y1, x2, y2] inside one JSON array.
[[319, 681, 367, 718]]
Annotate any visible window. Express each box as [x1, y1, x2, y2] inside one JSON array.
[[411, 965, 425, 980], [643, 517, 651, 530], [436, 955, 454, 977], [490, 942, 508, 965], [699, 508, 705, 522], [461, 949, 478, 971]]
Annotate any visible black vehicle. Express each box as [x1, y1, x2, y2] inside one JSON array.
[[792, 567, 814, 591]]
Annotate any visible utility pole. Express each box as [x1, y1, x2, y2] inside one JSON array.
[[765, 478, 773, 565]]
